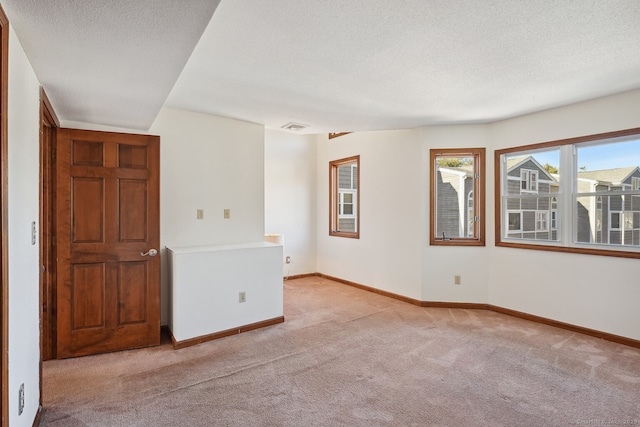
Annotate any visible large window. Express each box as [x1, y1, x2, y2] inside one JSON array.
[[430, 148, 485, 246], [496, 127, 640, 258], [329, 156, 359, 238]]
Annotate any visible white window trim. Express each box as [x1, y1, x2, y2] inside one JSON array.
[[338, 190, 357, 219], [467, 190, 474, 237], [507, 210, 522, 233], [536, 210, 549, 231]]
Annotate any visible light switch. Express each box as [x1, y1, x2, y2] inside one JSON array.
[[196, 209, 204, 220], [224, 209, 230, 219], [31, 221, 37, 245]]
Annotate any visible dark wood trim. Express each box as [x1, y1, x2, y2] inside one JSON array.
[[170, 316, 285, 350], [488, 305, 640, 349], [40, 89, 59, 128], [496, 126, 640, 156], [494, 149, 502, 250], [494, 127, 640, 259], [328, 132, 352, 140], [285, 273, 317, 280], [430, 147, 486, 246], [39, 87, 58, 423], [313, 273, 640, 349], [317, 273, 423, 306], [0, 4, 9, 426], [31, 405, 43, 427], [39, 90, 57, 362], [420, 301, 490, 310], [329, 155, 360, 239]]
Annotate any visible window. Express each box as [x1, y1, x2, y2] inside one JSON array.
[[430, 148, 485, 246], [536, 211, 548, 231], [521, 169, 538, 193], [329, 156, 359, 238], [467, 190, 474, 237], [508, 211, 522, 232], [496, 127, 640, 258]]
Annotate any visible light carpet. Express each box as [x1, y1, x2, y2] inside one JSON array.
[[41, 276, 640, 426]]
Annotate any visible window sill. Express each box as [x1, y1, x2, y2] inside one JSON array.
[[496, 240, 640, 259], [330, 231, 359, 239], [430, 238, 485, 247]]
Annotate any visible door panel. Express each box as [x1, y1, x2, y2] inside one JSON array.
[[119, 180, 147, 241], [56, 128, 160, 358], [72, 178, 104, 243], [71, 263, 105, 329]]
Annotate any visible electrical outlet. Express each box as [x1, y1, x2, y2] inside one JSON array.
[[239, 291, 246, 303], [18, 383, 24, 415], [285, 256, 291, 264], [196, 209, 204, 220], [454, 275, 461, 285], [224, 209, 230, 219]]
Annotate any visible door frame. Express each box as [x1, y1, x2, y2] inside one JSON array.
[[39, 89, 58, 368], [0, 4, 9, 426]]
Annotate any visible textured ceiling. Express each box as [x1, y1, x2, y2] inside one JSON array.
[[2, 0, 220, 130], [4, 0, 640, 133]]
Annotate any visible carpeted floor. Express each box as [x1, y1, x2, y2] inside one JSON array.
[[41, 276, 640, 426]]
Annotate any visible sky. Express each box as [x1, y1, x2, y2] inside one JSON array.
[[510, 137, 640, 173]]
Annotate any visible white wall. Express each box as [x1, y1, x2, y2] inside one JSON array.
[[487, 90, 640, 340], [7, 26, 41, 427], [314, 91, 640, 342], [316, 129, 424, 300], [419, 125, 491, 304], [168, 243, 283, 342], [264, 130, 317, 276], [150, 107, 266, 324]]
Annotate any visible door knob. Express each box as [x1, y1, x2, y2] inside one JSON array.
[[141, 248, 158, 257]]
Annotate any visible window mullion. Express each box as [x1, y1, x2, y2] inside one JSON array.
[[559, 144, 574, 246]]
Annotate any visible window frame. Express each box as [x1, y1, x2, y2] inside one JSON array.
[[520, 169, 538, 193], [495, 127, 640, 259], [535, 210, 548, 231], [430, 148, 485, 246], [329, 155, 360, 238]]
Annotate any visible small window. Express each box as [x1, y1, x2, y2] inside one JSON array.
[[508, 211, 522, 232], [536, 211, 548, 231], [633, 177, 640, 190], [610, 212, 621, 230], [430, 148, 485, 246], [520, 169, 538, 193], [329, 156, 359, 238]]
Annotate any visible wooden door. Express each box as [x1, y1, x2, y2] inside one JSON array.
[[56, 129, 160, 358]]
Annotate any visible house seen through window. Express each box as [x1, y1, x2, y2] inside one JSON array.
[[430, 148, 485, 246], [496, 128, 640, 258], [330, 156, 359, 238]]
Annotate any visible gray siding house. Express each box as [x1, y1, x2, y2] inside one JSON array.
[[501, 156, 639, 246], [577, 166, 640, 246], [435, 166, 475, 238], [505, 157, 559, 241]]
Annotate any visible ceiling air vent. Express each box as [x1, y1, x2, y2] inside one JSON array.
[[281, 122, 309, 131]]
